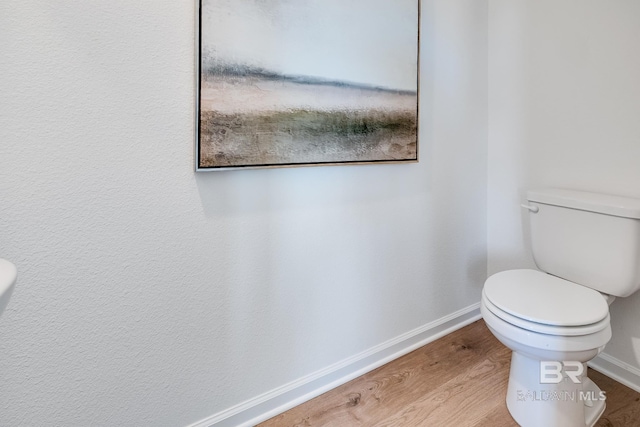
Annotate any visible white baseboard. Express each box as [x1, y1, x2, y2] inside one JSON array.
[[187, 303, 482, 427], [588, 352, 640, 394]]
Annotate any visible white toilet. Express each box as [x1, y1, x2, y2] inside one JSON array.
[[481, 188, 640, 427]]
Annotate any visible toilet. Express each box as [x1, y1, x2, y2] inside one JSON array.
[[481, 188, 640, 427]]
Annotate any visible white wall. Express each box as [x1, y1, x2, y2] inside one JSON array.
[[489, 0, 640, 373], [0, 1, 488, 425]]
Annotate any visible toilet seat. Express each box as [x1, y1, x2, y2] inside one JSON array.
[[482, 291, 610, 336], [481, 300, 611, 355], [483, 269, 610, 335]]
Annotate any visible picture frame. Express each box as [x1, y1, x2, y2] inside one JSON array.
[[195, 0, 419, 171]]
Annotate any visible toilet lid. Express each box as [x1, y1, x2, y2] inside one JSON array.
[[484, 269, 609, 327]]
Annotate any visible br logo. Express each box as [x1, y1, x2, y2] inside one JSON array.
[[539, 361, 584, 384]]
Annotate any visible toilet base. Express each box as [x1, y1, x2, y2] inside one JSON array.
[[505, 352, 606, 427]]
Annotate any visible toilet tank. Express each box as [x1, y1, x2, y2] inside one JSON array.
[[527, 189, 640, 297]]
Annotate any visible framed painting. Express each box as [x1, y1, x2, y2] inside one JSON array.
[[196, 0, 419, 171]]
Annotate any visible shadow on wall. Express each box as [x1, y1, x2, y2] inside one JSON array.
[[608, 292, 640, 368], [193, 162, 424, 219]]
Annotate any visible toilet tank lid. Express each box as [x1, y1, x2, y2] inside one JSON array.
[[527, 188, 640, 219]]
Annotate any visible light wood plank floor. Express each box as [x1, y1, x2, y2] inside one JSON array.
[[259, 320, 640, 426]]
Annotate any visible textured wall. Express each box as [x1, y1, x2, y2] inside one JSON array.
[[0, 1, 487, 425], [488, 0, 640, 372]]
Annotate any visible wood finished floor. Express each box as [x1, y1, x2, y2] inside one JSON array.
[[258, 320, 640, 427]]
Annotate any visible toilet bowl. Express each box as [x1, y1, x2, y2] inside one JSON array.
[[480, 187, 640, 427], [481, 269, 611, 427]]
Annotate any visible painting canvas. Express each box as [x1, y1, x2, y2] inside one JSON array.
[[197, 0, 419, 170]]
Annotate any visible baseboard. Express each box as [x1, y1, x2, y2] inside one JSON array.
[[588, 352, 640, 394], [187, 303, 481, 427]]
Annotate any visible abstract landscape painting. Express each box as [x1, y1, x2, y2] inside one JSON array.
[[197, 0, 419, 170]]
